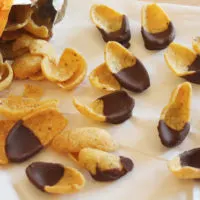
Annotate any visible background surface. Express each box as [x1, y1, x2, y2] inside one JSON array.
[[1, 0, 200, 199]]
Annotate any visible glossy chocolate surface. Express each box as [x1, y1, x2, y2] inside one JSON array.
[[141, 22, 175, 50], [180, 148, 200, 168], [183, 55, 200, 84], [97, 15, 131, 48], [5, 120, 43, 162], [114, 59, 150, 93], [99, 91, 135, 124], [158, 120, 190, 147], [26, 162, 64, 191], [91, 156, 133, 181]]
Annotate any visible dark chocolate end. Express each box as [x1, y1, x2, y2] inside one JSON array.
[[180, 148, 200, 168], [97, 15, 131, 48], [114, 59, 150, 93], [99, 91, 135, 124], [91, 156, 133, 182], [158, 120, 190, 148], [5, 120, 43, 162], [26, 162, 64, 191], [141, 22, 175, 50], [183, 55, 200, 84]]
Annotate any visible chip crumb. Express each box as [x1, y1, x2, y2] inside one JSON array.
[[23, 84, 44, 100]]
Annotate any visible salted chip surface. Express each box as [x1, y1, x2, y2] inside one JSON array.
[[168, 148, 200, 179], [0, 120, 16, 164], [23, 84, 44, 100], [51, 127, 117, 154], [5, 4, 32, 31], [26, 162, 85, 194], [42, 48, 86, 83], [23, 107, 67, 146], [158, 82, 191, 147], [89, 63, 121, 92], [12, 53, 42, 79], [73, 90, 135, 124], [105, 41, 150, 92], [192, 37, 200, 54], [141, 3, 175, 50], [78, 148, 133, 181], [0, 96, 58, 120], [165, 42, 200, 84], [90, 4, 131, 48], [0, 60, 13, 91], [29, 70, 45, 81]]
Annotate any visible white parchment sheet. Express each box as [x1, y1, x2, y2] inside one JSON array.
[[1, 0, 200, 199]]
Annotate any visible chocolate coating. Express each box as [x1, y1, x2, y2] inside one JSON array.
[[26, 162, 64, 191], [180, 148, 200, 168], [114, 59, 150, 93], [98, 91, 135, 124], [5, 120, 43, 162], [97, 15, 131, 48], [183, 55, 200, 84], [158, 120, 190, 148], [91, 156, 133, 182], [141, 22, 175, 50]]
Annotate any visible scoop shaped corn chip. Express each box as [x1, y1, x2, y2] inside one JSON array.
[[158, 82, 191, 147], [42, 48, 86, 83], [51, 127, 117, 154], [73, 90, 134, 124], [0, 0, 13, 37], [0, 96, 58, 120], [0, 120, 16, 164], [23, 84, 44, 100], [0, 61, 13, 91], [89, 63, 121, 92], [90, 4, 131, 48], [23, 107, 68, 146], [192, 37, 200, 54], [105, 41, 150, 92], [24, 17, 49, 39], [141, 3, 175, 50], [78, 148, 133, 181], [12, 53, 42, 80], [0, 40, 29, 60], [26, 162, 85, 194], [29, 70, 45, 81], [168, 148, 200, 179], [5, 5, 32, 31], [164, 42, 200, 84]]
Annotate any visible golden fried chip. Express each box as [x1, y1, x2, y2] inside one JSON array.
[[29, 39, 57, 63], [26, 162, 85, 194], [42, 48, 86, 83], [90, 4, 123, 33], [78, 148, 133, 181], [168, 148, 200, 179], [142, 3, 170, 34], [158, 82, 192, 147], [12, 34, 34, 52], [89, 63, 121, 92], [0, 61, 13, 91], [0, 96, 58, 120], [23, 84, 44, 100], [105, 41, 150, 92], [24, 17, 49, 39], [29, 70, 45, 81], [23, 107, 68, 146], [0, 120, 16, 165], [1, 29, 23, 41], [12, 53, 42, 80], [51, 127, 117, 154], [5, 5, 32, 31], [164, 42, 200, 84]]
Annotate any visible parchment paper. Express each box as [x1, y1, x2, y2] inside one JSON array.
[[1, 0, 200, 199]]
